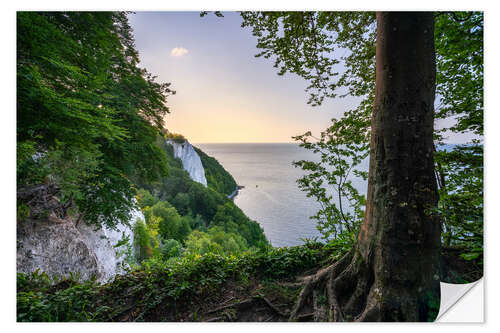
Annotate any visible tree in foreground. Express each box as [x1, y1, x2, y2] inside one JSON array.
[[242, 11, 440, 321]]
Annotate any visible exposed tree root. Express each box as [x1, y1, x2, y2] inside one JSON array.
[[288, 250, 378, 322], [205, 295, 289, 321], [206, 298, 255, 314], [260, 296, 289, 317]]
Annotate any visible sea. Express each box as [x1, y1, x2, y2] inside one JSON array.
[[197, 143, 369, 247]]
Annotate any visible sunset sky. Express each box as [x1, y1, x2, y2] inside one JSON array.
[[128, 11, 362, 143], [128, 11, 475, 144]]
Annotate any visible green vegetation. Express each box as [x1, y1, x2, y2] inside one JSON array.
[[16, 238, 478, 322], [293, 123, 369, 246], [17, 12, 174, 229], [17, 11, 483, 322], [132, 138, 268, 265], [241, 12, 483, 267], [194, 146, 238, 196], [16, 13, 270, 321], [16, 8, 264, 269], [434, 12, 483, 265], [240, 12, 377, 249], [436, 144, 483, 263], [17, 241, 342, 322], [239, 12, 482, 322], [185, 227, 247, 256], [133, 218, 160, 262], [143, 201, 191, 243], [164, 132, 186, 143]]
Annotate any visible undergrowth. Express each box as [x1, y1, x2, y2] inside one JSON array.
[[17, 240, 346, 322]]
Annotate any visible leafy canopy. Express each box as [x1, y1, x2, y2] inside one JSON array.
[[241, 12, 483, 261], [241, 12, 375, 243], [17, 12, 174, 228]]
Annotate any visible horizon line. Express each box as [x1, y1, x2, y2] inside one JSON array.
[[191, 141, 299, 144]]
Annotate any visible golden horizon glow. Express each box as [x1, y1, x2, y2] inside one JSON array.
[[130, 12, 476, 145], [130, 12, 350, 144]]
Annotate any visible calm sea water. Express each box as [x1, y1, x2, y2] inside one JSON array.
[[197, 143, 368, 247]]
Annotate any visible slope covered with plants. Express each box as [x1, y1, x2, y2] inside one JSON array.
[[193, 146, 238, 196], [131, 136, 268, 265], [16, 11, 483, 322]]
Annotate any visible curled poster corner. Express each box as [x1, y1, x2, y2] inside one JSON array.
[[436, 278, 484, 322]]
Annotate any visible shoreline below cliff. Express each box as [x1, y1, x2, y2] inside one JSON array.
[[228, 185, 245, 200]]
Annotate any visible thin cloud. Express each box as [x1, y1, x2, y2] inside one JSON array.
[[171, 47, 189, 57]]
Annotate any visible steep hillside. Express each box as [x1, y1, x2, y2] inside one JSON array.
[[16, 135, 265, 284], [167, 140, 207, 186], [193, 146, 238, 196], [131, 136, 268, 263]]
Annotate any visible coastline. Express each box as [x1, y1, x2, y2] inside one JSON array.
[[228, 185, 245, 200]]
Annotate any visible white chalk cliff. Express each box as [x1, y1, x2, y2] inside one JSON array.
[[77, 206, 144, 281], [17, 203, 144, 283], [166, 139, 207, 186]]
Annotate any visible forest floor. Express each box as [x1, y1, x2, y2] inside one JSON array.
[[137, 249, 481, 322], [17, 244, 481, 322]]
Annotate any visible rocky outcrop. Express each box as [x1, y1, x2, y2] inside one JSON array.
[[17, 217, 100, 281], [17, 204, 144, 283], [76, 207, 143, 281], [166, 139, 207, 186]]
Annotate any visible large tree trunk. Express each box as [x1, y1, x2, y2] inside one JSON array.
[[289, 12, 441, 322], [355, 11, 441, 321]]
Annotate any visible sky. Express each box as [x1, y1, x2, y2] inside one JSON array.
[[128, 12, 361, 143], [128, 11, 477, 144]]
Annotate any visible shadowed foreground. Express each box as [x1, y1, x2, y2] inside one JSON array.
[[17, 242, 479, 322]]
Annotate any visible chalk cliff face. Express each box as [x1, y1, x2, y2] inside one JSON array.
[[17, 205, 144, 283], [77, 206, 143, 281], [166, 139, 207, 186]]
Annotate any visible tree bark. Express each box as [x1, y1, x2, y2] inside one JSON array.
[[284, 12, 441, 322], [356, 11, 441, 321]]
